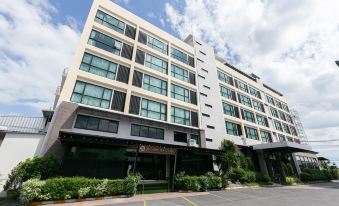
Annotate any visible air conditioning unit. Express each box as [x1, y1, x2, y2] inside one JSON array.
[[188, 139, 198, 147]]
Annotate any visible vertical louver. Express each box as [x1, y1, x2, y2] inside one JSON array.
[[231, 91, 237, 101], [234, 106, 240, 118], [116, 65, 130, 84], [129, 95, 141, 115], [191, 111, 198, 127], [188, 56, 195, 67], [237, 125, 243, 135], [138, 31, 147, 44], [121, 43, 133, 60], [190, 91, 197, 105], [124, 24, 136, 39], [229, 77, 234, 86], [132, 70, 143, 87], [135, 49, 145, 65], [189, 72, 196, 85], [111, 90, 126, 112]]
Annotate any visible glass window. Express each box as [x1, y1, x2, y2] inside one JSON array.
[[140, 98, 167, 121], [225, 121, 240, 136], [88, 30, 122, 56], [223, 102, 238, 117], [71, 81, 112, 109], [143, 74, 167, 96], [95, 10, 125, 34], [74, 115, 119, 133], [174, 131, 187, 142], [171, 47, 189, 64], [239, 94, 252, 107], [147, 35, 168, 54], [282, 103, 290, 112], [260, 130, 272, 142], [80, 53, 118, 80], [171, 106, 191, 126], [171, 64, 189, 82], [256, 114, 268, 127], [171, 84, 190, 103], [274, 120, 283, 132], [218, 70, 233, 85], [249, 87, 261, 99], [245, 126, 259, 140], [278, 134, 286, 142], [235, 79, 248, 93], [220, 85, 235, 101], [286, 115, 294, 124], [266, 95, 275, 105], [290, 126, 298, 136], [275, 99, 283, 109], [279, 111, 286, 121], [270, 107, 279, 118], [145, 53, 168, 74], [242, 109, 256, 123], [131, 124, 164, 139], [252, 100, 264, 112]]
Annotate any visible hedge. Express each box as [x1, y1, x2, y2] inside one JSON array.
[[285, 176, 301, 185], [300, 169, 336, 182], [174, 172, 222, 191], [19, 175, 141, 205]]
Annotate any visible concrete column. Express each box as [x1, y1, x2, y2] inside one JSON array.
[[165, 155, 170, 178], [276, 153, 286, 182], [291, 153, 301, 177], [257, 150, 269, 176], [266, 159, 274, 177]]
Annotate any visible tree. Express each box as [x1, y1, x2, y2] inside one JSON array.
[[219, 140, 239, 176]]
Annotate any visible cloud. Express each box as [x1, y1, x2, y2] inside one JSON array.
[[165, 0, 339, 161], [0, 0, 80, 111]]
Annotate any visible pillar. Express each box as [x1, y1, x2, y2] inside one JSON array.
[[276, 153, 286, 182], [257, 150, 269, 176]]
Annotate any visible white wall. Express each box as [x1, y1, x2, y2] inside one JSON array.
[[0, 133, 45, 191]]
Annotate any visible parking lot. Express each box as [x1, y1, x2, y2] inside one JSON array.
[[55, 181, 339, 206]]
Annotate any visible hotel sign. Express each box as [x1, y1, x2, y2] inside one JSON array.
[[138, 145, 177, 155]]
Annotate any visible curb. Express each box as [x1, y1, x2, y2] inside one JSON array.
[[29, 195, 131, 206]]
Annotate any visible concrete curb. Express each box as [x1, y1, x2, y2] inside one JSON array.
[[28, 195, 131, 206]]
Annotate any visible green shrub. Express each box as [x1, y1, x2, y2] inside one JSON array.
[[198, 176, 209, 191], [302, 169, 333, 181], [229, 168, 246, 182], [285, 176, 301, 185], [19, 175, 141, 204], [4, 156, 60, 191], [300, 172, 312, 182], [243, 171, 256, 183], [239, 156, 254, 171], [174, 172, 222, 191], [255, 173, 271, 183], [205, 172, 222, 189]]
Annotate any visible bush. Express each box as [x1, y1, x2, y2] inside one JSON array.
[[243, 171, 256, 183], [229, 168, 246, 182], [174, 172, 222, 191], [285, 177, 301, 185], [302, 169, 333, 181], [300, 172, 312, 182], [255, 173, 271, 183], [4, 156, 60, 191], [19, 175, 141, 205], [239, 156, 254, 171]]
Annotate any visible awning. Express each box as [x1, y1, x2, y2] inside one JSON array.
[[59, 131, 223, 155], [252, 141, 317, 154]]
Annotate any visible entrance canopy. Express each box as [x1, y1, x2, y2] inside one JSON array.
[[252, 141, 317, 154]]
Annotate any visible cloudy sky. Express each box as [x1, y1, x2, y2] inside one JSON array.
[[0, 0, 338, 164]]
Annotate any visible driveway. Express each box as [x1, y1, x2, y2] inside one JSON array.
[[54, 181, 339, 206]]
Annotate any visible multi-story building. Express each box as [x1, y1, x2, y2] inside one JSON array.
[[40, 0, 316, 181]]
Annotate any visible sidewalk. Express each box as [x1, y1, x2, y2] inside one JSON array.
[[50, 192, 209, 206]]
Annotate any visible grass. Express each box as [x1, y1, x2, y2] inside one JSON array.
[[137, 183, 174, 194]]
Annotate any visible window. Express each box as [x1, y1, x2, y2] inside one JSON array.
[[274, 120, 283, 132], [203, 85, 210, 89], [201, 68, 208, 73], [95, 10, 125, 34], [245, 127, 259, 140], [286, 115, 294, 124], [205, 104, 212, 108], [287, 137, 293, 142], [174, 131, 187, 142], [131, 124, 164, 139], [80, 53, 118, 80], [143, 74, 167, 96], [275, 99, 283, 109], [200, 92, 207, 97], [171, 84, 190, 102], [290, 126, 298, 136], [220, 86, 236, 101], [88, 30, 122, 56], [171, 106, 191, 126], [225, 121, 241, 136], [75, 115, 119, 133], [266, 95, 275, 105], [199, 51, 206, 55], [190, 134, 200, 144], [218, 70, 233, 85], [198, 75, 205, 79], [270, 107, 279, 118], [71, 81, 112, 109], [235, 79, 248, 93], [238, 94, 252, 107], [278, 134, 286, 142], [249, 87, 261, 99], [223, 102, 239, 118], [256, 114, 268, 127], [282, 104, 290, 112], [260, 131, 272, 142], [147, 35, 168, 54], [207, 125, 215, 129], [140, 98, 167, 121], [241, 109, 256, 123], [145, 53, 168, 74], [279, 111, 286, 121], [171, 64, 189, 82], [252, 100, 264, 112], [202, 113, 210, 117], [171, 47, 190, 65]]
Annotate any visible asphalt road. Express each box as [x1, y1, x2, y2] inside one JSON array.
[[111, 181, 339, 206]]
